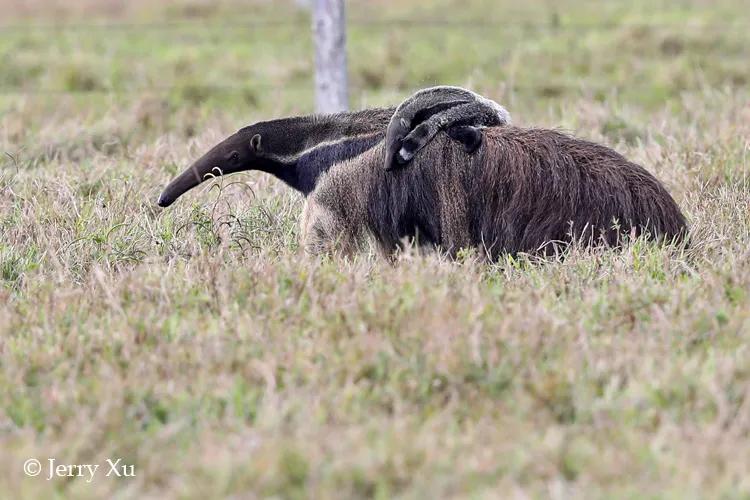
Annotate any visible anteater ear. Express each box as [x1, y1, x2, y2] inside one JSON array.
[[250, 134, 263, 154]]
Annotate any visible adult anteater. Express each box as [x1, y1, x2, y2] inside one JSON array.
[[158, 100, 686, 259], [302, 126, 687, 258]]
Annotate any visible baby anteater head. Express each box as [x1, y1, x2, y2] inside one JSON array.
[[384, 117, 414, 167]]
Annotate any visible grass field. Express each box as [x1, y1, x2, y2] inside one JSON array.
[[1, 0, 749, 498]]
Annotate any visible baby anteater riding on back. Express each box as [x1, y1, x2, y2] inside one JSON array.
[[383, 86, 511, 170]]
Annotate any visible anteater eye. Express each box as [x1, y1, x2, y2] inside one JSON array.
[[230, 151, 240, 163]]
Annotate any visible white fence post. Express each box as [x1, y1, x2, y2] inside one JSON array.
[[312, 0, 349, 113]]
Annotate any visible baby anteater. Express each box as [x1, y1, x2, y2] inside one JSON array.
[[383, 86, 511, 170]]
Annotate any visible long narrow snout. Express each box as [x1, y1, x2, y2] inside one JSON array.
[[157, 159, 211, 207], [157, 132, 247, 207]]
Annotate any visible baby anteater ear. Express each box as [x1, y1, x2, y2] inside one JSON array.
[[250, 133, 263, 154]]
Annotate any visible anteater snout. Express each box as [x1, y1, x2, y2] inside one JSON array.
[[157, 193, 174, 208]]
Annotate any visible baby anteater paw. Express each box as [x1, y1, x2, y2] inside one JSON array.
[[397, 123, 432, 164]]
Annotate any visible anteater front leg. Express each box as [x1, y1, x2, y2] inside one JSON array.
[[300, 199, 360, 257]]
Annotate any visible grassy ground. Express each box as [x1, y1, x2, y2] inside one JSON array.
[[1, 0, 749, 498]]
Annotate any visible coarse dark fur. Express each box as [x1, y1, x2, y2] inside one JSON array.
[[302, 127, 688, 259], [383, 86, 511, 170]]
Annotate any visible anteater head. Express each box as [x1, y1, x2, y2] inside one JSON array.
[[157, 125, 268, 208], [157, 109, 392, 207], [157, 113, 320, 207]]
